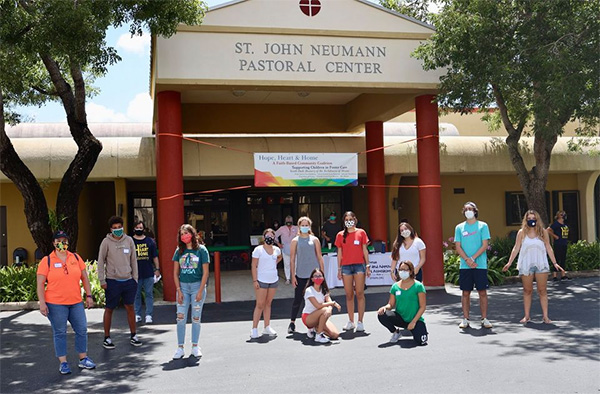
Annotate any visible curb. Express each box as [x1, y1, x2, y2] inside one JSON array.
[[2, 270, 597, 312]]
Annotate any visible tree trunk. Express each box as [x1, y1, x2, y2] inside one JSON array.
[[0, 88, 54, 255]]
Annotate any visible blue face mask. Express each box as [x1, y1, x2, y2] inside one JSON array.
[[527, 219, 537, 228], [111, 228, 124, 237], [300, 226, 310, 234]]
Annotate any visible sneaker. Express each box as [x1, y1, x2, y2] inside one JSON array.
[[389, 330, 402, 343], [481, 318, 493, 329], [306, 328, 316, 339], [145, 315, 153, 324], [173, 347, 185, 360], [102, 337, 115, 349], [130, 334, 143, 347], [356, 321, 365, 332], [59, 362, 71, 375], [78, 357, 96, 369], [552, 277, 559, 282], [191, 346, 202, 358], [458, 318, 470, 329], [263, 325, 277, 337], [287, 322, 295, 334], [314, 333, 330, 343], [562, 276, 572, 281], [343, 321, 355, 331], [250, 328, 259, 339], [135, 315, 142, 323]]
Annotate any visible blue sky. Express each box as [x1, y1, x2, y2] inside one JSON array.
[[18, 0, 384, 123]]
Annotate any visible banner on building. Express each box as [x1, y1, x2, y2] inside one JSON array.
[[254, 153, 358, 187]]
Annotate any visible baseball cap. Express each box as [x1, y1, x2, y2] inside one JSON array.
[[53, 230, 70, 240]]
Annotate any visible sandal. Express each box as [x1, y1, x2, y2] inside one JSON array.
[[519, 317, 531, 324], [542, 317, 553, 324]]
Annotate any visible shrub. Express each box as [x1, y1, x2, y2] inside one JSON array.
[[0, 266, 38, 302], [566, 240, 600, 271], [444, 254, 514, 286], [488, 236, 515, 259], [86, 260, 105, 307]]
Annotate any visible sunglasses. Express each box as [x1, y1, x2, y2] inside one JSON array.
[[62, 263, 68, 275]]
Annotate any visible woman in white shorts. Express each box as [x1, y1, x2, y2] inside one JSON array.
[[503, 210, 564, 324], [250, 228, 282, 339]]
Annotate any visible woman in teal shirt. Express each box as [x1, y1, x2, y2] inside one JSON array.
[[172, 224, 210, 359], [377, 261, 428, 346]]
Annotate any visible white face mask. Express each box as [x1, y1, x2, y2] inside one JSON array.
[[464, 210, 475, 220], [398, 270, 410, 280], [344, 220, 355, 228], [401, 229, 411, 238]]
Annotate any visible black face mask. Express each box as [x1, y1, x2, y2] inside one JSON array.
[[264, 237, 275, 245], [133, 229, 144, 236], [285, 222, 292, 226]]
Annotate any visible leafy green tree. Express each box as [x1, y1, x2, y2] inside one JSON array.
[[379, 0, 437, 25], [412, 0, 599, 224], [0, 0, 206, 255]]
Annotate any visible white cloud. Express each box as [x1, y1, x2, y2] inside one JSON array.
[[86, 92, 153, 123], [115, 32, 150, 55], [126, 93, 153, 122], [86, 102, 129, 122]]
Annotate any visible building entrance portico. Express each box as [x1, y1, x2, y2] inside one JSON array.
[[152, 0, 446, 300]]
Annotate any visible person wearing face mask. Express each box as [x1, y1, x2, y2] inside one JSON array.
[[547, 210, 572, 281], [377, 261, 428, 346], [390, 222, 426, 282], [321, 211, 340, 250], [132, 221, 160, 324], [287, 217, 325, 334], [454, 202, 493, 329], [335, 211, 371, 332], [503, 210, 564, 324], [302, 268, 341, 343], [172, 224, 210, 359], [275, 215, 298, 284], [97, 215, 141, 349], [37, 231, 96, 374], [250, 228, 283, 339]]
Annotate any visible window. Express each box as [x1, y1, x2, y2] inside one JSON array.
[[505, 191, 550, 226], [132, 198, 156, 238]]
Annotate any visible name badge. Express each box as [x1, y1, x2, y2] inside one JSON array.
[[395, 290, 401, 296], [54, 263, 62, 268], [354, 240, 360, 245], [123, 248, 130, 254]]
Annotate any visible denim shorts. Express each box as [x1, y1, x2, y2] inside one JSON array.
[[341, 263, 366, 276], [519, 265, 550, 276], [258, 280, 279, 289]]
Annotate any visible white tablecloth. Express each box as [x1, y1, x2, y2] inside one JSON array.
[[323, 252, 395, 288]]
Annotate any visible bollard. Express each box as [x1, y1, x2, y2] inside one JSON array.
[[214, 251, 221, 304]]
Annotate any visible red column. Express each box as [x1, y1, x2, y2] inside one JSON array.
[[415, 95, 444, 286], [365, 121, 388, 247], [156, 91, 184, 301]]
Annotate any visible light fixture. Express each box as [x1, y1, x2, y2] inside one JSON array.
[[297, 91, 310, 98], [232, 90, 246, 97]]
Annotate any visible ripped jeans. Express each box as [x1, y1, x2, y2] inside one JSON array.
[[176, 281, 206, 346]]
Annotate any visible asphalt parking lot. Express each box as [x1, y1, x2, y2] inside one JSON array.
[[1, 277, 598, 394]]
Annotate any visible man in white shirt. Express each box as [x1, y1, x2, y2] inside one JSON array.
[[275, 215, 298, 284]]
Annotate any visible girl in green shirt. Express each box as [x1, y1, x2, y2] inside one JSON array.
[[377, 261, 428, 346]]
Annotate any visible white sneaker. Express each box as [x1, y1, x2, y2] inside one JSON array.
[[356, 321, 365, 332], [145, 315, 153, 324], [250, 328, 259, 339], [389, 330, 402, 343], [191, 346, 202, 358], [343, 321, 355, 331], [135, 315, 142, 323], [314, 333, 330, 343], [306, 328, 316, 339], [263, 325, 277, 337], [172, 347, 185, 360], [459, 318, 470, 329], [481, 318, 493, 329]]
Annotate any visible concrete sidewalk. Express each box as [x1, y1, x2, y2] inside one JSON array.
[[1, 277, 598, 394]]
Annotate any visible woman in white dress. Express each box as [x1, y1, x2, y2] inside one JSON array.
[[503, 210, 564, 324]]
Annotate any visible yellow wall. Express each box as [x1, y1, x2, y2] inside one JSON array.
[[0, 181, 116, 265]]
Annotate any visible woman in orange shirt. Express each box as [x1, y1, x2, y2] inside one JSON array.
[[36, 231, 95, 375], [335, 211, 371, 332]]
